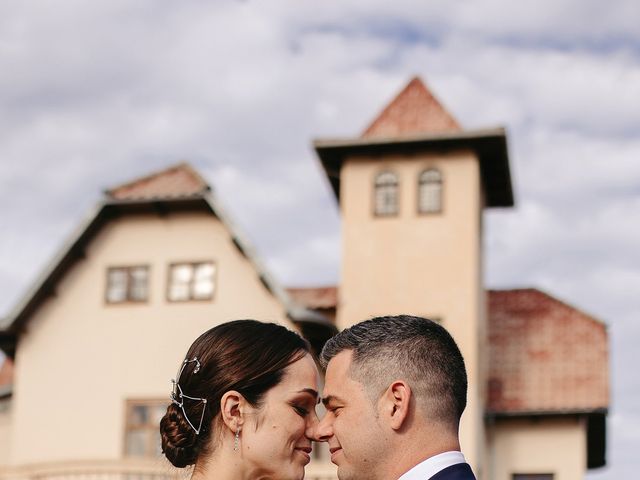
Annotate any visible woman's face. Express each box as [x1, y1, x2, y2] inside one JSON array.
[[241, 353, 321, 480]]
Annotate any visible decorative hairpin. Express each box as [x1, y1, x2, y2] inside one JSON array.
[[170, 357, 207, 435]]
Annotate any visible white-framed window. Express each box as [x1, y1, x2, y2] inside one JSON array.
[[374, 171, 399, 216], [418, 168, 443, 214], [167, 261, 216, 302], [106, 266, 149, 304], [124, 399, 167, 457]]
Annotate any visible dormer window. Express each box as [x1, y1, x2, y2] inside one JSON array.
[[418, 168, 442, 214], [167, 261, 216, 302], [106, 266, 149, 303], [374, 171, 399, 216]]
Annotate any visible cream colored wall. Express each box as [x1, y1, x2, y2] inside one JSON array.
[[488, 417, 586, 480], [337, 150, 485, 474], [0, 399, 12, 465], [10, 211, 291, 465]]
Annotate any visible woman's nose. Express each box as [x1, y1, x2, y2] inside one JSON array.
[[311, 412, 333, 442], [305, 410, 322, 441]]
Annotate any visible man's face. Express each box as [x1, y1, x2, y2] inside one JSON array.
[[316, 350, 389, 480]]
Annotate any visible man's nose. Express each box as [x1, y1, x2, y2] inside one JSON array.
[[313, 412, 334, 441]]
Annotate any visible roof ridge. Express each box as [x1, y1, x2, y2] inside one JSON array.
[[362, 76, 461, 138], [105, 162, 210, 201], [489, 287, 606, 326]]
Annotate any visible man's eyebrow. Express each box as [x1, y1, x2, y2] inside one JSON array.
[[322, 394, 345, 406]]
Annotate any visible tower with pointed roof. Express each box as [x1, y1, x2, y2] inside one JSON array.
[[315, 77, 514, 476]]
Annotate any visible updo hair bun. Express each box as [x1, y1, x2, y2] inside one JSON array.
[[160, 403, 200, 468], [159, 320, 310, 468]]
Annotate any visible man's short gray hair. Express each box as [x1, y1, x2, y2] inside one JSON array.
[[320, 315, 467, 428]]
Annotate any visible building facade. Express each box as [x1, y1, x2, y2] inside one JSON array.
[[0, 78, 608, 480]]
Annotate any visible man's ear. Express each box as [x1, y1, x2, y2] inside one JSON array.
[[220, 391, 245, 432], [380, 380, 412, 430]]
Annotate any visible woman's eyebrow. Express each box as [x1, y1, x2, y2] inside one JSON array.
[[296, 388, 319, 399]]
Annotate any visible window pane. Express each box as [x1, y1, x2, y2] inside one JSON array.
[[130, 405, 148, 425], [125, 401, 168, 458], [130, 267, 148, 280], [169, 264, 194, 301], [125, 430, 148, 456], [153, 430, 163, 456], [107, 267, 149, 303], [129, 267, 148, 301], [374, 172, 398, 216], [172, 265, 193, 283], [376, 171, 397, 185], [193, 278, 214, 299], [169, 284, 190, 301], [194, 263, 214, 280], [420, 183, 442, 212], [419, 169, 442, 213], [376, 186, 398, 215], [420, 169, 441, 183], [192, 263, 215, 299], [107, 269, 128, 303], [152, 405, 167, 425]]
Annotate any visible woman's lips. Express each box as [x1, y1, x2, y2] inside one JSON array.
[[295, 447, 312, 463]]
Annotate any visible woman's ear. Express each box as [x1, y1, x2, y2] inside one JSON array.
[[380, 380, 412, 430], [220, 391, 245, 431]]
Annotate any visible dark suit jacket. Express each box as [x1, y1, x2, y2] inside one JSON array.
[[429, 463, 476, 480]]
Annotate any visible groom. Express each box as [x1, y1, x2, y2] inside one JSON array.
[[316, 315, 476, 480]]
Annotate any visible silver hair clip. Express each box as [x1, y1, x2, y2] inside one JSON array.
[[170, 357, 207, 435]]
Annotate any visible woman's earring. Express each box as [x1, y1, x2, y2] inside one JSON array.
[[234, 427, 241, 452]]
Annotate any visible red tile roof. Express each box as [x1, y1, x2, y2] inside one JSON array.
[[487, 288, 608, 414], [0, 357, 13, 387], [288, 286, 609, 414], [362, 76, 461, 138], [106, 163, 209, 200]]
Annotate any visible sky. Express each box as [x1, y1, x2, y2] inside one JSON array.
[[0, 1, 638, 477]]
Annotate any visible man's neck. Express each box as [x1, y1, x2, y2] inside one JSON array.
[[397, 451, 466, 480], [383, 436, 461, 480]]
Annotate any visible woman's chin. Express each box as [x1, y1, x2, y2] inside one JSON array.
[[286, 462, 306, 480]]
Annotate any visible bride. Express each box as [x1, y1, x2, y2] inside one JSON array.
[[160, 320, 321, 480]]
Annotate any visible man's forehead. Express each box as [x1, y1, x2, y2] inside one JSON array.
[[326, 349, 354, 376], [322, 349, 355, 395]]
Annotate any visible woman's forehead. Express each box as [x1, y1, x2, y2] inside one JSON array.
[[280, 354, 320, 391]]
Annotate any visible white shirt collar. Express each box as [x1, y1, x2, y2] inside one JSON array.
[[398, 451, 466, 480]]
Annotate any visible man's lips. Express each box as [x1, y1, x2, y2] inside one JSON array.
[[329, 447, 342, 462]]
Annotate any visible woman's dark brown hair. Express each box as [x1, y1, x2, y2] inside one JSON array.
[[160, 320, 309, 468]]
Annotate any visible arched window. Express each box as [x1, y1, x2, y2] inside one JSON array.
[[374, 171, 399, 216], [418, 168, 442, 213]]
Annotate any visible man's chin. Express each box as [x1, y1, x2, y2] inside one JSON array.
[[336, 460, 366, 480], [335, 465, 357, 480]]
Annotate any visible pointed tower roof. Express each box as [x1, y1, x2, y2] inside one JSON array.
[[362, 77, 461, 138], [106, 162, 210, 200], [314, 76, 514, 208]]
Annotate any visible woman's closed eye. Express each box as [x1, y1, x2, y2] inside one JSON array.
[[293, 405, 309, 416]]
